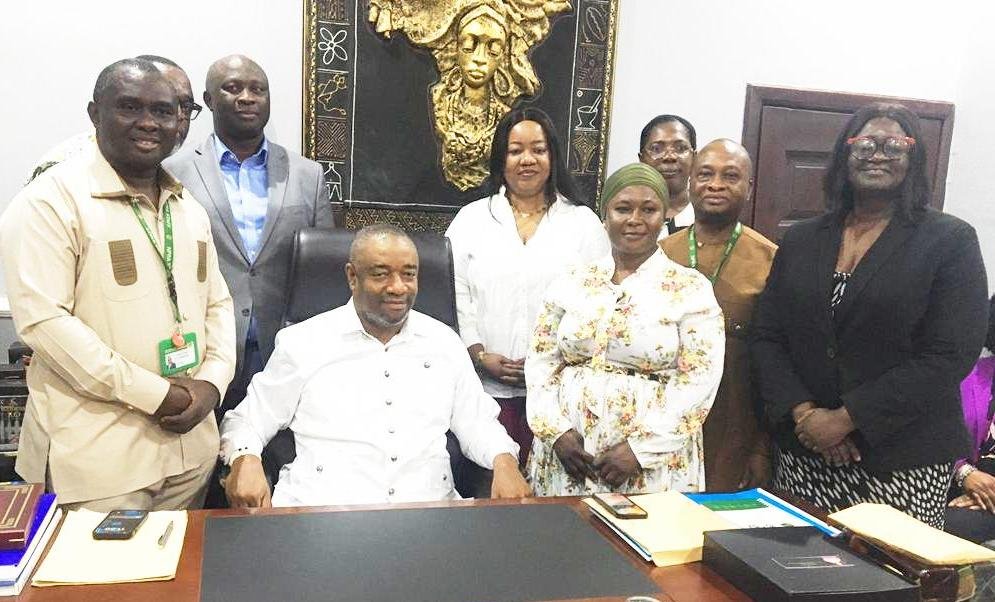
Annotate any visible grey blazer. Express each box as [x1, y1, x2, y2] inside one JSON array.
[[164, 136, 335, 387]]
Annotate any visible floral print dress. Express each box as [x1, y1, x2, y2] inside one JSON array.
[[526, 250, 725, 496]]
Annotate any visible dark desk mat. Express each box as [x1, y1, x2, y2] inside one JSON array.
[[201, 504, 659, 602]]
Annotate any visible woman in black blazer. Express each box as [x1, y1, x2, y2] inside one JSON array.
[[751, 102, 988, 528]]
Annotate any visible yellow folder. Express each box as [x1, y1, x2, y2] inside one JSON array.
[[32, 510, 186, 586], [584, 491, 737, 566], [830, 503, 995, 566]]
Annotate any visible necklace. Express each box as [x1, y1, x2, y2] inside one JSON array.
[[509, 200, 547, 219]]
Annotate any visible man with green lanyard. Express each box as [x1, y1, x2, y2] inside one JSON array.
[[0, 58, 236, 511], [660, 139, 777, 492]]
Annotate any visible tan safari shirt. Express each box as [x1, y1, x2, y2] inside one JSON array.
[[0, 143, 235, 504]]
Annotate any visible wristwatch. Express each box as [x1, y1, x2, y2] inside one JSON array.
[[956, 464, 978, 489]]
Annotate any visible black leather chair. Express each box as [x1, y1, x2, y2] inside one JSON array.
[[282, 228, 458, 329], [264, 227, 491, 498]]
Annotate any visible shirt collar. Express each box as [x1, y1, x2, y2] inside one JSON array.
[[213, 133, 268, 167], [342, 298, 426, 343], [593, 247, 669, 280], [87, 140, 183, 202]]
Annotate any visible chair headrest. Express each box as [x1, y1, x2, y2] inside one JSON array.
[[283, 228, 458, 333]]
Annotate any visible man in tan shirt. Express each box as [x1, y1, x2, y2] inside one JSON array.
[[661, 139, 777, 491], [0, 58, 235, 510]]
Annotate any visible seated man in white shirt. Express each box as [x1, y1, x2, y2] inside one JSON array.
[[221, 224, 532, 507]]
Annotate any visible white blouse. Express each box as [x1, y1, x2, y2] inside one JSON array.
[[445, 189, 610, 399]]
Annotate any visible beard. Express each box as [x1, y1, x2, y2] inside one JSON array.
[[694, 205, 739, 227]]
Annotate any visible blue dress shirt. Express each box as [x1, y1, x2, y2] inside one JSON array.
[[214, 134, 268, 350], [213, 134, 269, 263]]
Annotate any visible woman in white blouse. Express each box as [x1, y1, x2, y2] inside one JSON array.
[[445, 107, 609, 465], [526, 163, 724, 495]]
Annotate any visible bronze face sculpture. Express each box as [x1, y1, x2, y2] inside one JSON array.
[[368, 0, 570, 190]]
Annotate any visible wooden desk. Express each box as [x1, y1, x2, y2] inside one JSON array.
[[6, 497, 749, 602]]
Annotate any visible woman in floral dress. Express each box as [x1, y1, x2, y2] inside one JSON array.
[[526, 163, 724, 496]]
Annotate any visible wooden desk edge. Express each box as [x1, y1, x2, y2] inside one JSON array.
[[6, 496, 748, 602]]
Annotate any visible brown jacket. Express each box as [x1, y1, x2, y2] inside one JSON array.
[[661, 225, 776, 491]]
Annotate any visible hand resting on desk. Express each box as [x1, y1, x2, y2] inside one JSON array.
[[490, 453, 533, 498], [226, 455, 273, 508]]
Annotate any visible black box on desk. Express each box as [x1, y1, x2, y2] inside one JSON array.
[[702, 526, 919, 602]]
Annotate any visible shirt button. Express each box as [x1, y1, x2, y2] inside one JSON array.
[[827, 347, 837, 359], [386, 399, 393, 406], [391, 455, 398, 462], [388, 488, 395, 496], [442, 475, 448, 481], [241, 309, 250, 317], [424, 361, 431, 368], [250, 268, 257, 277], [388, 427, 395, 434], [316, 465, 323, 472], [384, 370, 390, 378]]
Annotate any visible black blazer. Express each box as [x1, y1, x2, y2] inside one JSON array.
[[751, 209, 988, 473]]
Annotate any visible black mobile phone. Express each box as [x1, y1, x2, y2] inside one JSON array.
[[92, 509, 149, 540], [593, 492, 648, 519]]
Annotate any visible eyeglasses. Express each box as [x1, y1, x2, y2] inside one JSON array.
[[179, 101, 203, 121], [846, 136, 915, 160], [643, 141, 693, 160]]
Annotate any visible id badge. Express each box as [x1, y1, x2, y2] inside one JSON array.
[[158, 333, 199, 376]]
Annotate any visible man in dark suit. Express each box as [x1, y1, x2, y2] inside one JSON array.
[[165, 55, 335, 412]]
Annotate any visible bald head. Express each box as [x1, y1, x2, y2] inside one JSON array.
[[204, 54, 271, 143], [689, 139, 754, 225], [694, 139, 753, 175], [206, 55, 267, 91]]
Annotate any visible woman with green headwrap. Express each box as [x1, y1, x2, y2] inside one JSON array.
[[525, 163, 724, 495]]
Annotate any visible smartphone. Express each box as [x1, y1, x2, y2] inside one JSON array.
[[593, 492, 648, 519], [92, 509, 149, 540]]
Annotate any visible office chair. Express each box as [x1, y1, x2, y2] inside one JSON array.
[[266, 227, 491, 498]]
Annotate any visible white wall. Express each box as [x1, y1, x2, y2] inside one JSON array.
[[0, 0, 992, 299]]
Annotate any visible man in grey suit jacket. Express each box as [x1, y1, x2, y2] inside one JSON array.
[[165, 55, 335, 412]]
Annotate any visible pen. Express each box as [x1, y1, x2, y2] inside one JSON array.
[[157, 520, 174, 549]]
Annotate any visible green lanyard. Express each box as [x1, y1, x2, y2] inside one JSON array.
[[688, 222, 742, 284], [130, 199, 183, 327]]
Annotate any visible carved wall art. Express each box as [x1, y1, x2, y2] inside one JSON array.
[[303, 0, 618, 230]]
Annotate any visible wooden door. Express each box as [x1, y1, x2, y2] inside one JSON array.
[[741, 85, 955, 241]]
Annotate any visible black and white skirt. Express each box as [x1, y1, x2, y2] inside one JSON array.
[[773, 449, 952, 529]]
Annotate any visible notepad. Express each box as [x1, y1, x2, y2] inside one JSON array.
[[584, 491, 737, 566], [32, 509, 186, 586], [830, 503, 995, 566]]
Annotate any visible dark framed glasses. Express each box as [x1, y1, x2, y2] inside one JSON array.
[[180, 101, 203, 121], [846, 136, 915, 160]]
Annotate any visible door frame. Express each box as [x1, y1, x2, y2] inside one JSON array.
[[740, 84, 955, 224]]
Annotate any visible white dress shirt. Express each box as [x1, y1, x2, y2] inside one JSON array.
[[657, 201, 695, 240], [220, 301, 518, 507], [445, 189, 610, 398]]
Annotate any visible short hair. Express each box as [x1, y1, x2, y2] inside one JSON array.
[[822, 102, 931, 222], [134, 54, 180, 68], [639, 114, 697, 152], [348, 224, 415, 264], [92, 58, 161, 102], [487, 107, 587, 207]]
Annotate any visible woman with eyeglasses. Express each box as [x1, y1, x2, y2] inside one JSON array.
[[751, 102, 988, 527]]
